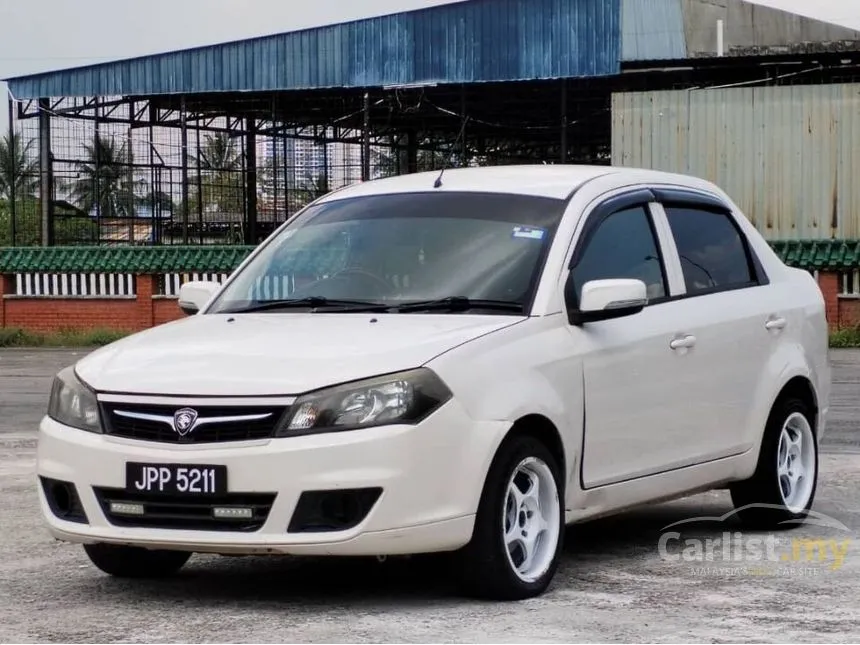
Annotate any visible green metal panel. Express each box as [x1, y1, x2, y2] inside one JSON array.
[[0, 246, 255, 274], [770, 240, 860, 271], [3, 240, 860, 274]]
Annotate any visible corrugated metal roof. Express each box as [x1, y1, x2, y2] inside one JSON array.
[[611, 83, 860, 241], [621, 0, 686, 61], [7, 0, 621, 99]]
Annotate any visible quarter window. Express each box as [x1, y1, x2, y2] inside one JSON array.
[[664, 206, 755, 295], [569, 205, 667, 303]]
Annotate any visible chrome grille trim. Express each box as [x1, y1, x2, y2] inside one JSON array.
[[97, 393, 297, 406]]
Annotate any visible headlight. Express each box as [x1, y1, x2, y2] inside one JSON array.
[[276, 368, 452, 436], [47, 366, 103, 433]]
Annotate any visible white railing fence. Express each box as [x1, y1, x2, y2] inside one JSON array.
[[839, 269, 860, 297], [159, 273, 231, 297], [10, 270, 415, 300], [14, 273, 136, 297]]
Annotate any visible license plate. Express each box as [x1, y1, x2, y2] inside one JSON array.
[[126, 463, 227, 495]]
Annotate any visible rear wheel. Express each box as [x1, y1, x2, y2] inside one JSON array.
[[83, 543, 191, 578], [730, 397, 818, 528], [456, 434, 564, 600]]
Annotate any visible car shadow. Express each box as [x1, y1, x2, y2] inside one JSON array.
[[87, 495, 758, 605]]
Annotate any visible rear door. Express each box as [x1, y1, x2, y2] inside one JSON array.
[[649, 187, 780, 458]]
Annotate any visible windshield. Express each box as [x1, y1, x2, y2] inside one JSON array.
[[207, 191, 567, 315]]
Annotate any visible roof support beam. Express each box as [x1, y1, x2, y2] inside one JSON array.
[[245, 118, 258, 245], [38, 98, 54, 247]]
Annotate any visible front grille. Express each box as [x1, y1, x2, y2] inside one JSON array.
[[101, 402, 289, 444], [94, 487, 276, 532]]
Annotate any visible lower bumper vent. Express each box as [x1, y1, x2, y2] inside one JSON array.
[[288, 488, 382, 533], [93, 487, 276, 532], [40, 477, 88, 524]]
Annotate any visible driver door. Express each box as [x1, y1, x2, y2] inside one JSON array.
[[565, 193, 696, 488]]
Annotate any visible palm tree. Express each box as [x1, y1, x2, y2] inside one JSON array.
[[191, 132, 244, 217], [0, 133, 39, 201], [193, 131, 241, 171], [67, 135, 143, 218]]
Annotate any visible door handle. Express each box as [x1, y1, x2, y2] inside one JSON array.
[[670, 334, 697, 350], [765, 317, 787, 331]]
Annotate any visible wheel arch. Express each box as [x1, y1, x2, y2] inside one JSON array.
[[506, 414, 567, 479], [474, 414, 569, 511], [774, 375, 819, 433]]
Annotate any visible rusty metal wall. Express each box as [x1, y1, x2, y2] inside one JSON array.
[[611, 84, 860, 240]]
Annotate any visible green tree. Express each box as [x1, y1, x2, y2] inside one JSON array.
[[0, 134, 41, 246], [0, 133, 39, 202], [191, 132, 244, 217], [0, 196, 42, 246], [67, 135, 144, 218]]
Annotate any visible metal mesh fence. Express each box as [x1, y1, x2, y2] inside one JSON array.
[[3, 97, 437, 247]]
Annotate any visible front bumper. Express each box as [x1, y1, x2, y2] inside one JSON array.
[[36, 400, 509, 556]]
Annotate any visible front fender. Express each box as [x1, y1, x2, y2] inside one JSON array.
[[429, 323, 584, 498]]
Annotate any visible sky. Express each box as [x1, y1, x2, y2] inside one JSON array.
[[1, 0, 859, 132]]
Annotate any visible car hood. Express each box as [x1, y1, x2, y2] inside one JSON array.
[[75, 313, 523, 396]]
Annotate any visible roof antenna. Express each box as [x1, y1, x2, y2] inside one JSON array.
[[434, 116, 470, 188]]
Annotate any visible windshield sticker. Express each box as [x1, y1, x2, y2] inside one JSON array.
[[512, 226, 546, 240]]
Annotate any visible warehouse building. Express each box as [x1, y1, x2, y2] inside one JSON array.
[[3, 0, 860, 330]]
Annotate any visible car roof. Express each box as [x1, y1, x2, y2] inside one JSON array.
[[316, 164, 622, 202], [316, 164, 718, 203]]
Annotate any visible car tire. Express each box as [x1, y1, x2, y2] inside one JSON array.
[[729, 396, 818, 528], [83, 543, 192, 578], [456, 433, 564, 600]]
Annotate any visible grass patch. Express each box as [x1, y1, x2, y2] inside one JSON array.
[[0, 327, 130, 348], [830, 327, 860, 348]]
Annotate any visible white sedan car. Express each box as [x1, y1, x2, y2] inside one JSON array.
[[37, 165, 829, 600]]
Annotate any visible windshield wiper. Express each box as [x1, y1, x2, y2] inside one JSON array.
[[224, 297, 390, 314], [393, 297, 526, 314]]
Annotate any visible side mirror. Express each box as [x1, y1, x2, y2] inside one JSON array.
[[178, 280, 220, 316], [568, 278, 648, 326]]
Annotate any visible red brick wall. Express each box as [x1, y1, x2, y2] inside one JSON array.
[[1, 274, 186, 334], [153, 298, 186, 326], [819, 272, 840, 329], [4, 298, 139, 333], [1, 270, 859, 333], [838, 299, 860, 329]]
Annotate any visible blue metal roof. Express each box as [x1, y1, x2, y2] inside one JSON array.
[[7, 0, 622, 99]]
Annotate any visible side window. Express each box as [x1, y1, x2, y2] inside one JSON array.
[[568, 205, 667, 303], [663, 206, 755, 295]]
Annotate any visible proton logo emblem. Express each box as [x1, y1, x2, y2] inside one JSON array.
[[172, 408, 199, 436]]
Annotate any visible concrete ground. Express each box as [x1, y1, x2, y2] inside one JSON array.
[[1, 348, 859, 643]]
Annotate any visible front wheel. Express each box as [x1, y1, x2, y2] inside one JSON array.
[[456, 434, 564, 600], [83, 543, 192, 578], [730, 397, 818, 528]]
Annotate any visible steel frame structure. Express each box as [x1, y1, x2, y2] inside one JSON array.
[[9, 49, 860, 246]]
